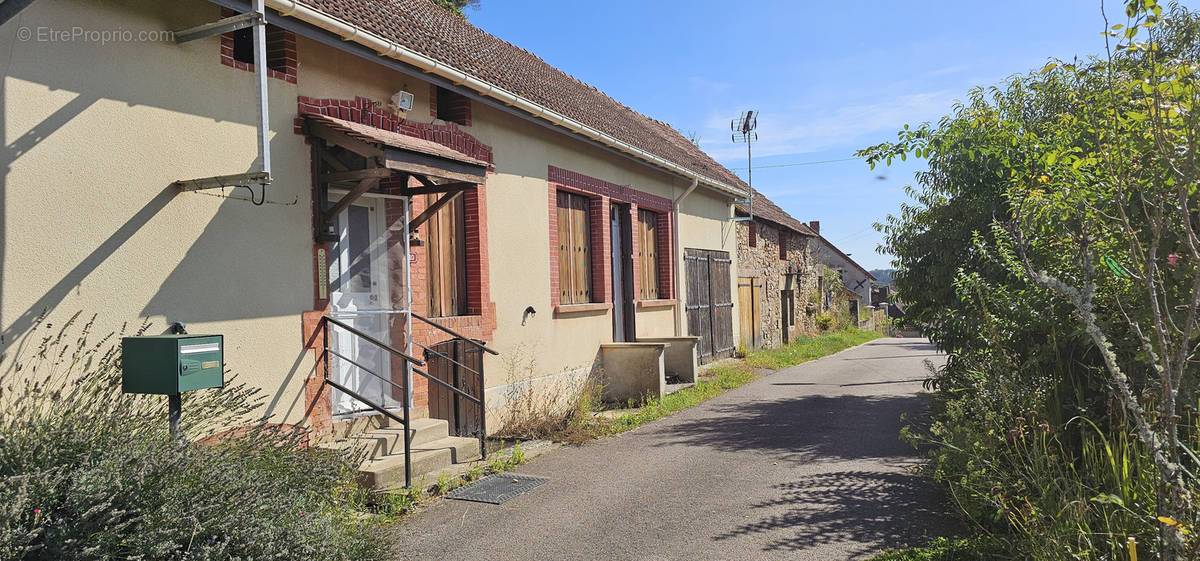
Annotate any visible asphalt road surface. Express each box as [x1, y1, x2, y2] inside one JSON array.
[[393, 337, 955, 560]]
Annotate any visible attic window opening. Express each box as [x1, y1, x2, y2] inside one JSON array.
[[434, 86, 472, 126], [221, 8, 297, 83], [232, 27, 287, 73]]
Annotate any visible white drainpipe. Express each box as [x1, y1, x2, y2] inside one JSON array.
[[266, 0, 745, 199], [672, 178, 698, 336]]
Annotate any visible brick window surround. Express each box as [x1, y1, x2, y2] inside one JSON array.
[[430, 84, 472, 126], [547, 166, 675, 313], [220, 8, 297, 84]]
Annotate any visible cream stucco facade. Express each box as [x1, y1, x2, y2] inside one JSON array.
[[0, 0, 743, 434]]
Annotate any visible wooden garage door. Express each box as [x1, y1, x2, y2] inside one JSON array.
[[685, 248, 735, 364]]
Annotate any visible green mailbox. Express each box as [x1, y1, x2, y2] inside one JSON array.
[[121, 335, 224, 395]]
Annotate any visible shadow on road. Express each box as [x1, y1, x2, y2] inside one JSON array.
[[651, 393, 931, 463], [714, 470, 957, 556]]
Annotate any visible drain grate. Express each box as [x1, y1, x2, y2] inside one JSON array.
[[445, 473, 549, 505]]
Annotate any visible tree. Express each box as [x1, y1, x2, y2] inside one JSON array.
[[433, 0, 480, 18], [860, 1, 1200, 557]]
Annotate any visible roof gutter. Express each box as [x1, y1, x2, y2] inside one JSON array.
[[266, 0, 745, 198]]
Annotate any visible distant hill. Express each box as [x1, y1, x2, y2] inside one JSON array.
[[869, 269, 895, 286]]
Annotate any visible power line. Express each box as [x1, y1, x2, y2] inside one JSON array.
[[727, 156, 862, 171]]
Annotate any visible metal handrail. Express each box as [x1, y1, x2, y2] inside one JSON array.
[[411, 312, 500, 355], [324, 377, 407, 428], [411, 365, 482, 405], [325, 347, 407, 393], [320, 314, 489, 488], [413, 340, 482, 377], [324, 315, 425, 366]]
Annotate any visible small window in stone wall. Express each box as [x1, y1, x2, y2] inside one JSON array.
[[779, 232, 788, 260], [748, 222, 757, 247]]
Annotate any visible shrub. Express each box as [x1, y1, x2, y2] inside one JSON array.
[[0, 314, 387, 560], [815, 313, 833, 331]]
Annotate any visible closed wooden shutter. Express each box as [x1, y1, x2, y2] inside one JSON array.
[[557, 192, 592, 304], [638, 210, 659, 300], [426, 193, 467, 317]]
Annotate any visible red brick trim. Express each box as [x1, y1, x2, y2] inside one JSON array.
[[547, 166, 676, 308], [296, 96, 494, 165], [220, 8, 297, 84], [430, 84, 472, 126]]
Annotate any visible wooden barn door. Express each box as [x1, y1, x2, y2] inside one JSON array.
[[738, 277, 762, 349], [424, 339, 484, 437], [686, 249, 735, 364]]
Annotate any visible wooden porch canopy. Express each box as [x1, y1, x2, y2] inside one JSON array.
[[303, 113, 488, 241]]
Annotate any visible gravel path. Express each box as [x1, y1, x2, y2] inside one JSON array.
[[393, 337, 956, 560]]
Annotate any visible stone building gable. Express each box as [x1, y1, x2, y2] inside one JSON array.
[[735, 219, 821, 349]]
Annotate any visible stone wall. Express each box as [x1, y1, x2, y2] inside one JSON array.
[[735, 219, 821, 349]]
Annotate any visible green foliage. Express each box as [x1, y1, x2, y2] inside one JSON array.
[[815, 313, 834, 331], [868, 537, 994, 561], [0, 314, 386, 560], [745, 328, 884, 371], [432, 0, 479, 18], [859, 2, 1200, 558]]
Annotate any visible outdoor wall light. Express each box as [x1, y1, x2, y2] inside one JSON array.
[[522, 306, 536, 326]]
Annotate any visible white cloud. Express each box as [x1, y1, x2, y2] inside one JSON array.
[[696, 89, 961, 161]]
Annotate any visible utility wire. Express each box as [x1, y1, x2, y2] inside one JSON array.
[[727, 156, 862, 171]]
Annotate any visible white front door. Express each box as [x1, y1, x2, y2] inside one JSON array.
[[328, 198, 396, 415]]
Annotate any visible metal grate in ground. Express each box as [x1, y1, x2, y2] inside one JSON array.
[[444, 473, 549, 505]]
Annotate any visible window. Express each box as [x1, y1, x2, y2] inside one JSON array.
[[748, 222, 757, 247], [425, 193, 468, 317], [638, 209, 660, 300], [231, 25, 290, 73], [434, 86, 471, 126], [556, 191, 592, 304], [221, 8, 296, 83], [779, 232, 788, 260]]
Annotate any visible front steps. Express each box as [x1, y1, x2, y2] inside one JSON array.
[[317, 416, 482, 490]]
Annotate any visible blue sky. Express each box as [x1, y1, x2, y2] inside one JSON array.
[[467, 1, 1127, 270]]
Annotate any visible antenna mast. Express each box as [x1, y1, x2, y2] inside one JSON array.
[[731, 110, 758, 220]]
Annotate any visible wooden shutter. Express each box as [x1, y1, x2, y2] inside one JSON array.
[[779, 231, 788, 260], [571, 194, 591, 303], [638, 210, 659, 300], [557, 192, 573, 304], [557, 192, 592, 305], [426, 193, 468, 316]]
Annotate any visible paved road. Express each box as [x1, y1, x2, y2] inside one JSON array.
[[393, 337, 955, 560]]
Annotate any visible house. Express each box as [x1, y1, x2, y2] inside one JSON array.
[[0, 0, 748, 487], [733, 191, 821, 349], [807, 221, 876, 324]]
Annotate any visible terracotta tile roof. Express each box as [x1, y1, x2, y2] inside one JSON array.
[[734, 189, 816, 236], [304, 112, 489, 167], [290, 0, 747, 193]]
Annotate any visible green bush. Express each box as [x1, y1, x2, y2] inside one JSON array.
[[815, 313, 833, 331], [0, 314, 387, 560]]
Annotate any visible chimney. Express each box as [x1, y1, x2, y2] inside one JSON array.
[[808, 220, 820, 234]]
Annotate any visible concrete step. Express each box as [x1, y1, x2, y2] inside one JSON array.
[[357, 436, 483, 490], [317, 417, 450, 461]]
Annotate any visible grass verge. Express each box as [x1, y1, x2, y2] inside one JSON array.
[[746, 328, 886, 370], [867, 537, 995, 560], [604, 328, 886, 435]]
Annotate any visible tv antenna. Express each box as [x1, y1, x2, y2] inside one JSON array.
[[731, 110, 757, 220]]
